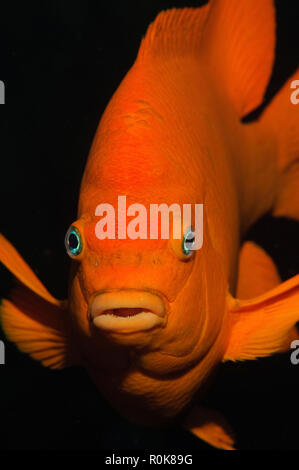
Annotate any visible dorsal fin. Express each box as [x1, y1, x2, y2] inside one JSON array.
[[202, 0, 276, 117], [137, 1, 276, 118], [137, 5, 210, 61]]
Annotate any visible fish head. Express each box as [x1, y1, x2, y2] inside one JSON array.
[[66, 174, 226, 389]]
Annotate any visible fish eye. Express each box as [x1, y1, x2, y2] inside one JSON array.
[[182, 227, 195, 256], [170, 225, 195, 261], [65, 225, 83, 258]]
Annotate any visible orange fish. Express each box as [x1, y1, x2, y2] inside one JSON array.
[[1, 0, 299, 450]]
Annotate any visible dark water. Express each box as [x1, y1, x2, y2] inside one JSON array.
[[0, 0, 298, 451]]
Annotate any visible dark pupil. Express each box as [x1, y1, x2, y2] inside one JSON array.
[[69, 232, 79, 250], [186, 235, 195, 243]]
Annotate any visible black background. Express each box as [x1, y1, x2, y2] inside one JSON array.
[[0, 0, 299, 451]]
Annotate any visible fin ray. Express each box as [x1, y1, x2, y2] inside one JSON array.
[[137, 5, 210, 61]]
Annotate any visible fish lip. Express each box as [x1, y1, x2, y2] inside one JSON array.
[[89, 289, 167, 334]]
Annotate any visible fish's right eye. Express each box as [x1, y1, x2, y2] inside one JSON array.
[[182, 228, 196, 256], [65, 225, 83, 259]]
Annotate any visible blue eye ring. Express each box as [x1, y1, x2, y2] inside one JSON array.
[[65, 225, 83, 258], [182, 227, 195, 256]]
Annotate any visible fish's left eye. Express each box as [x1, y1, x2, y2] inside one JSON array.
[[170, 225, 195, 261], [65, 225, 83, 258], [182, 228, 195, 256]]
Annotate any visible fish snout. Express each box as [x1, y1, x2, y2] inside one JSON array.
[[90, 290, 167, 334]]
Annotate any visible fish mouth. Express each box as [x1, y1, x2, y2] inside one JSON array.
[[90, 289, 167, 334]]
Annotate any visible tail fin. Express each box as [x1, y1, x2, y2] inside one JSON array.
[[260, 69, 299, 220]]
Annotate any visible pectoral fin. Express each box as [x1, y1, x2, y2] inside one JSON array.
[[224, 274, 299, 361], [0, 234, 74, 369], [0, 233, 59, 305]]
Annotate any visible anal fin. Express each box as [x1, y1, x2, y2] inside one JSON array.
[[183, 405, 235, 451]]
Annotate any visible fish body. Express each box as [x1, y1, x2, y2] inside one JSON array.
[[1, 0, 299, 450]]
